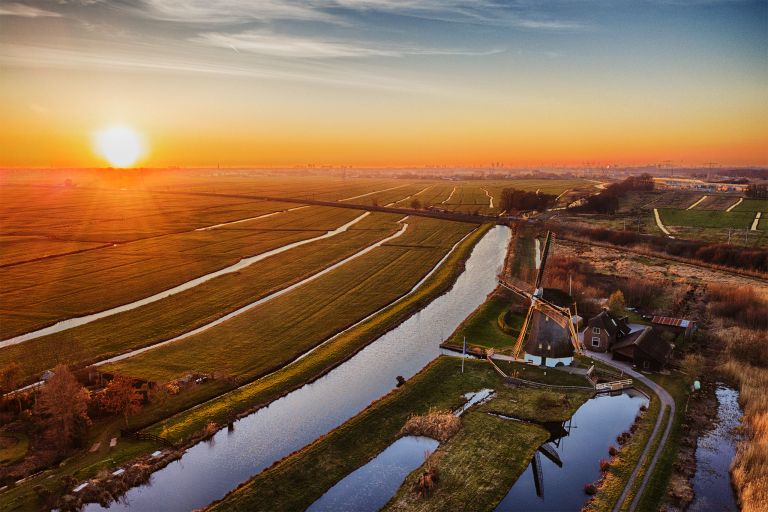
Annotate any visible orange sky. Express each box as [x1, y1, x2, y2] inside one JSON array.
[[1, 1, 767, 168]]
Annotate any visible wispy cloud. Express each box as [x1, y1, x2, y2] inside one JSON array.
[[0, 2, 62, 17], [135, 0, 585, 30], [194, 30, 503, 58]]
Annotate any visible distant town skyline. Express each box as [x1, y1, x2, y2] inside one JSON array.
[[1, 0, 767, 167]]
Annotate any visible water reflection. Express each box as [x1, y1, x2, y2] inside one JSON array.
[[496, 389, 648, 511], [84, 225, 510, 511]]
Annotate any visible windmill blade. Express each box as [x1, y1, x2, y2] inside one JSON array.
[[498, 279, 533, 301], [534, 231, 553, 291]]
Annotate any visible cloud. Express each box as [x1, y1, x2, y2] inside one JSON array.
[[135, 0, 584, 30], [0, 2, 62, 17], [194, 30, 503, 58], [138, 0, 335, 24]]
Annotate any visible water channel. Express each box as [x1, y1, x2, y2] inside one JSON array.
[[496, 389, 649, 511], [84, 224, 511, 511], [689, 384, 742, 512]]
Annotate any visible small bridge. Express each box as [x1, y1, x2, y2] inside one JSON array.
[[595, 379, 633, 393]]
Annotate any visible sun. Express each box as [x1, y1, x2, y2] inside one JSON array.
[[94, 125, 145, 167]]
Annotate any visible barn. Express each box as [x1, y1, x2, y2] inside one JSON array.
[[611, 326, 674, 372]]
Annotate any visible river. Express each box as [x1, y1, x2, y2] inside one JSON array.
[[84, 224, 510, 511]]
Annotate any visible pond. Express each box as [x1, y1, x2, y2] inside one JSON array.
[[84, 225, 510, 511], [689, 384, 742, 512], [306, 436, 439, 512], [495, 389, 648, 512]]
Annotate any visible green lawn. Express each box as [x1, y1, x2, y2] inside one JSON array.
[[445, 297, 521, 353], [658, 208, 755, 229], [207, 357, 551, 512], [732, 198, 768, 213], [384, 411, 547, 512]]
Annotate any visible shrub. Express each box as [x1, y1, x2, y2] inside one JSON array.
[[599, 459, 611, 472], [584, 483, 597, 495], [400, 409, 460, 442], [609, 445, 618, 456]]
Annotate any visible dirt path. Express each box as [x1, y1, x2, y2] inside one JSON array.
[[687, 195, 707, 210], [587, 350, 675, 512], [653, 208, 673, 236], [725, 198, 743, 212], [751, 211, 762, 231]]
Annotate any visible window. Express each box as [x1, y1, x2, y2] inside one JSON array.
[[591, 336, 600, 347], [593, 327, 600, 334]]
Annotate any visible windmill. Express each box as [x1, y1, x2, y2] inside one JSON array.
[[499, 231, 583, 366]]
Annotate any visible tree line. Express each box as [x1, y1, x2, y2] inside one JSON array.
[[578, 174, 655, 214], [499, 188, 556, 212]]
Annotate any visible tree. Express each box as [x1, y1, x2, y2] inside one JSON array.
[[101, 375, 143, 426], [410, 198, 421, 209], [0, 362, 23, 411], [607, 290, 626, 315], [35, 365, 91, 448]]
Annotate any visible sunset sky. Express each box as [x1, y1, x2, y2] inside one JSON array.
[[1, 0, 767, 168]]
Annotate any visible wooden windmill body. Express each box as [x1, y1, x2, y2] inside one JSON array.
[[499, 231, 583, 367]]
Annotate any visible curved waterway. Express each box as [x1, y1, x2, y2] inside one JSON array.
[[83, 225, 510, 512], [689, 384, 742, 512], [1, 212, 370, 348], [496, 389, 648, 511]]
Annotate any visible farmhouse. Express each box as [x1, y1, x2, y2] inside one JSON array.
[[585, 310, 632, 353], [610, 326, 674, 372]]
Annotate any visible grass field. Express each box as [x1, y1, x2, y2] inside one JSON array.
[[733, 198, 768, 213], [658, 208, 757, 229], [0, 206, 368, 338], [0, 212, 406, 383], [445, 297, 519, 352], [103, 216, 476, 383], [207, 357, 553, 512]]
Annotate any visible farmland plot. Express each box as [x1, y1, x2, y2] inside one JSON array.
[[658, 208, 756, 229], [644, 191, 703, 209], [0, 213, 405, 382], [0, 206, 365, 338], [103, 217, 476, 383], [733, 199, 768, 213], [694, 195, 743, 210]]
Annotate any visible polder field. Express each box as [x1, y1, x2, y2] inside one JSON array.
[[0, 170, 590, 511]]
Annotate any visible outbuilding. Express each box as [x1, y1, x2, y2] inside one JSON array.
[[611, 326, 673, 372]]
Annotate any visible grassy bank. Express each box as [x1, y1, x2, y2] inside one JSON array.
[[442, 296, 523, 354], [207, 357, 550, 511]]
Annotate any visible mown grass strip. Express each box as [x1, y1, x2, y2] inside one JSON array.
[[142, 223, 491, 443]]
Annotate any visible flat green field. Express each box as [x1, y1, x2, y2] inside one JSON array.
[[0, 213, 406, 383], [733, 198, 768, 213], [0, 206, 367, 338], [658, 208, 757, 229], [104, 216, 476, 383]]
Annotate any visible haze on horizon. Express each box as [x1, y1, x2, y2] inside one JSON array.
[[1, 0, 767, 168]]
